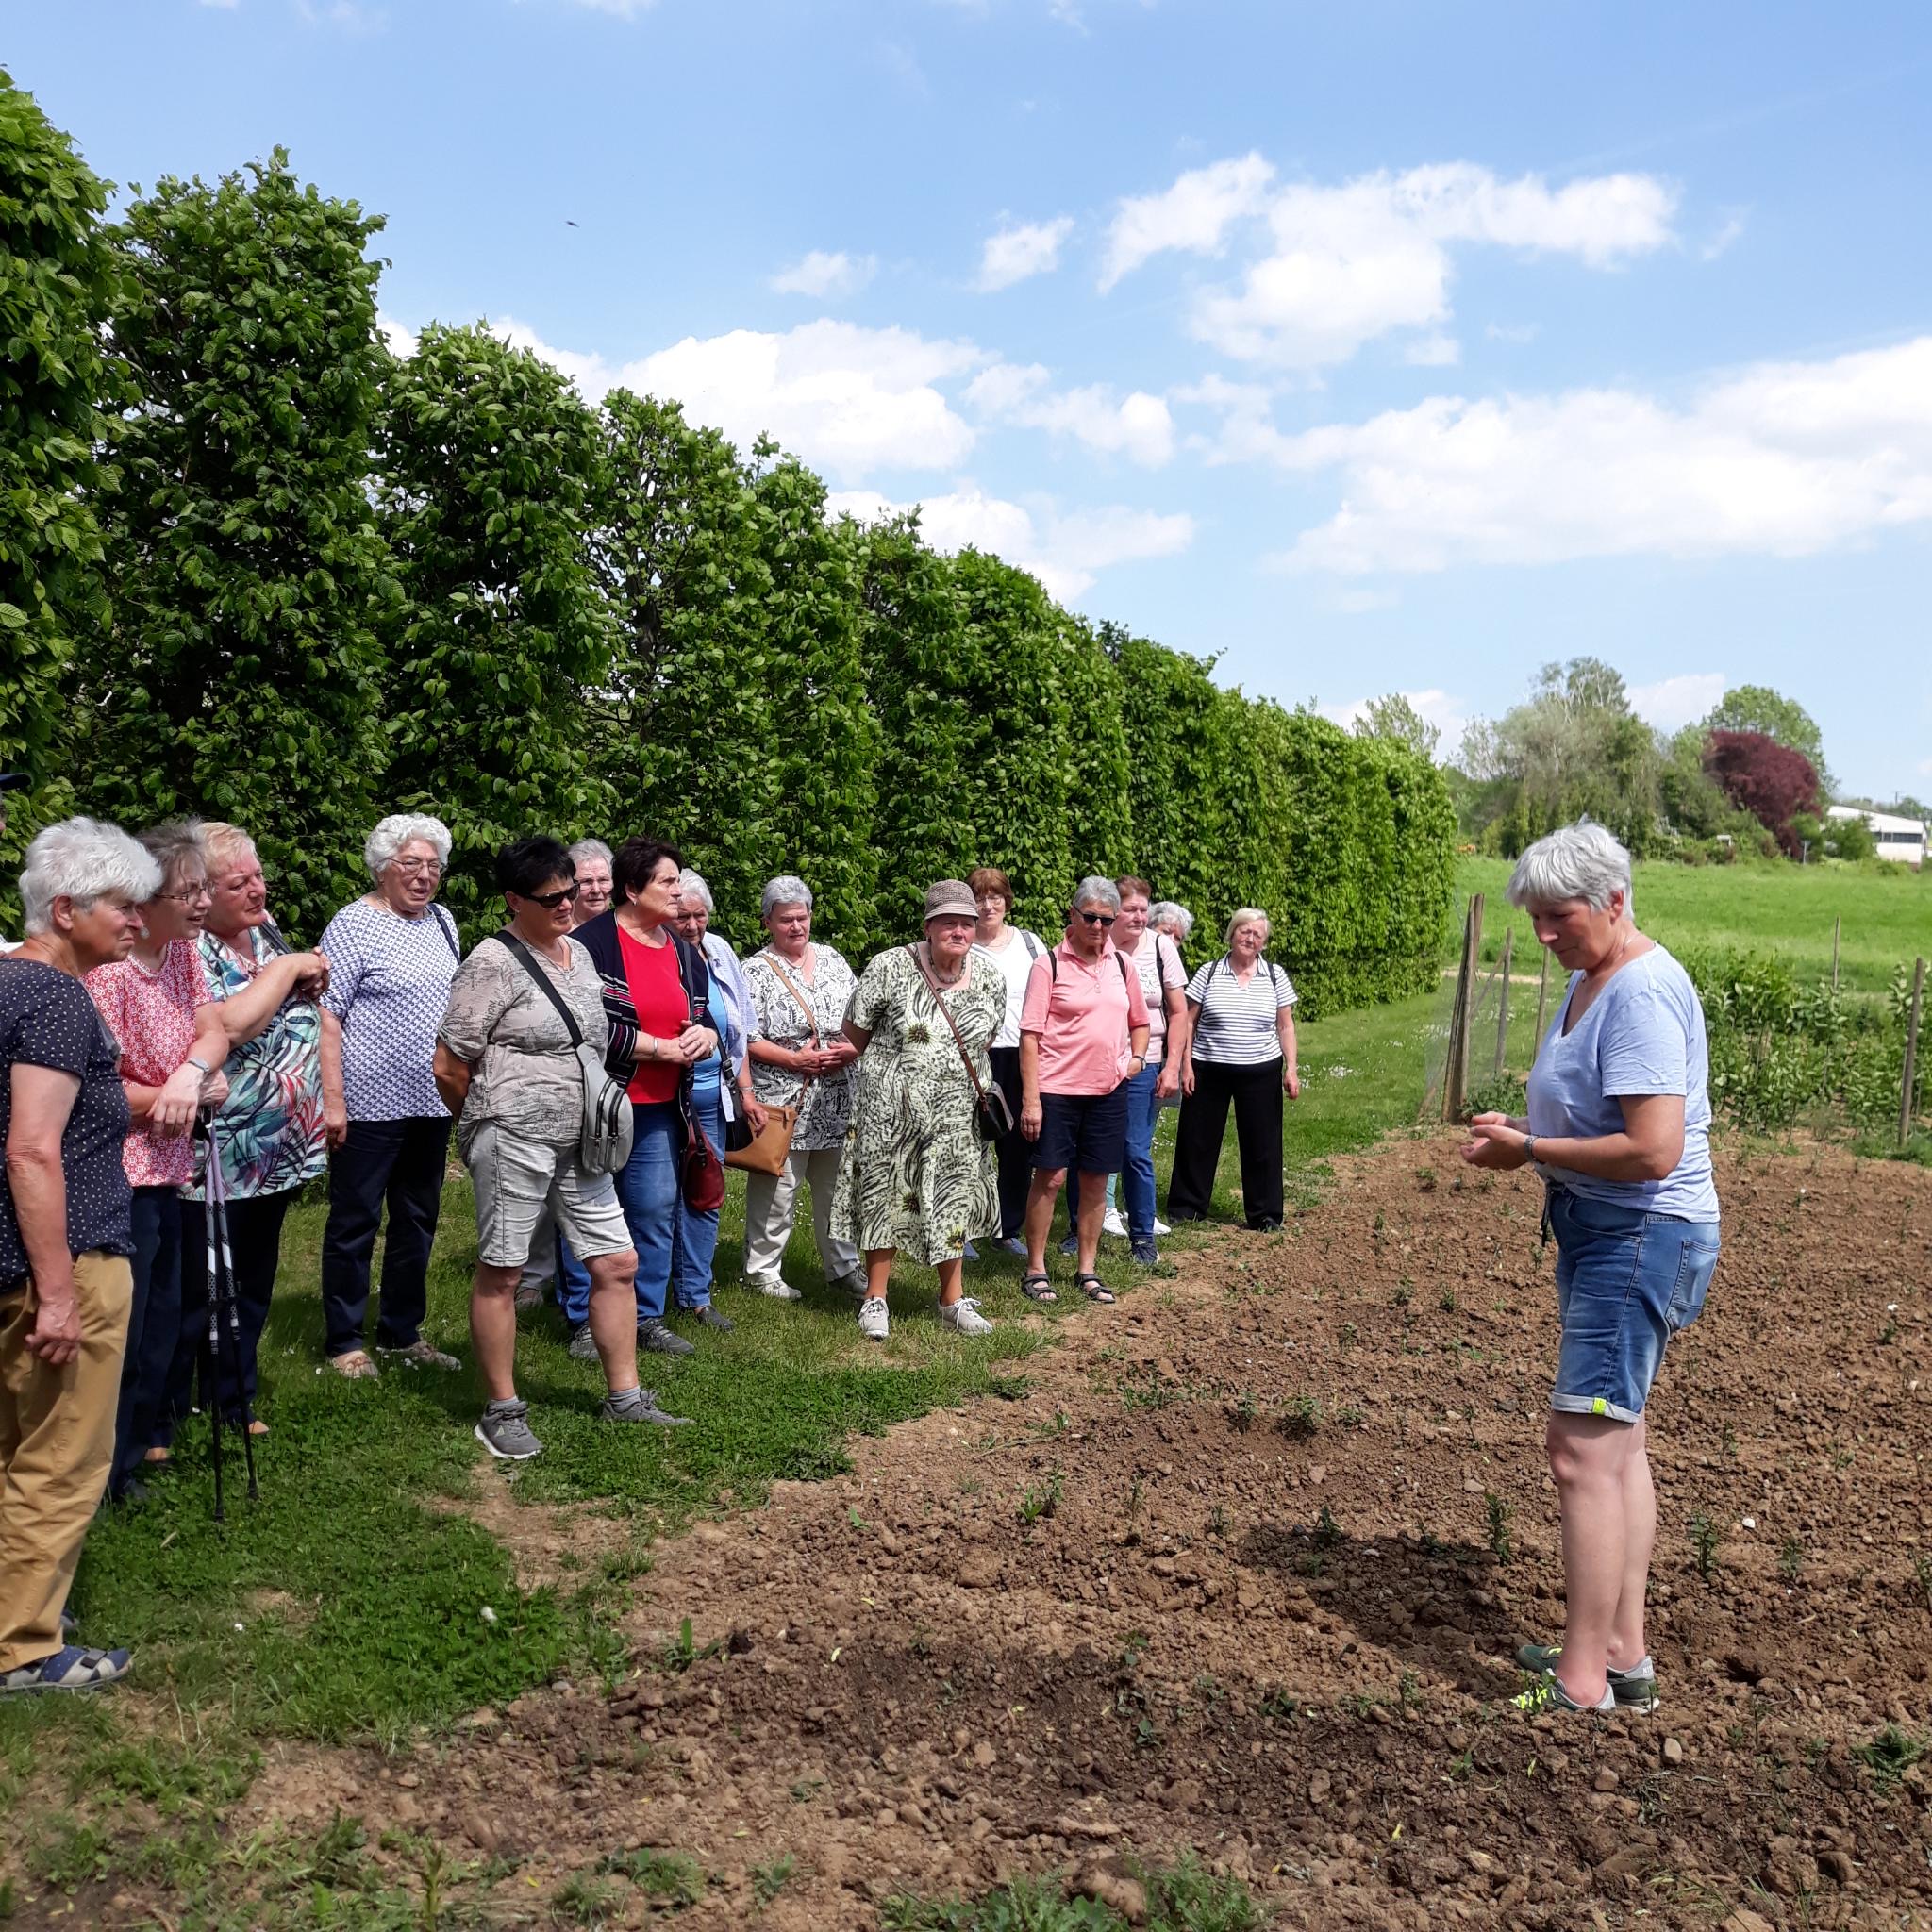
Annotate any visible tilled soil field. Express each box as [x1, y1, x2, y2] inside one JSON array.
[[208, 1143, 1932, 1924]]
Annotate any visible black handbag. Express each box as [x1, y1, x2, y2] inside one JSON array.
[[906, 946, 1014, 1142]]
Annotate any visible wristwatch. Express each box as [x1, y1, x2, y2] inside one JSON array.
[[1523, 1132, 1539, 1162], [187, 1054, 215, 1076]]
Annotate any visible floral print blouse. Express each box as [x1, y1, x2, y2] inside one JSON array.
[[743, 943, 859, 1152]]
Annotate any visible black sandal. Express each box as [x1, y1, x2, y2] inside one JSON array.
[[1020, 1274, 1058, 1304], [1074, 1273, 1116, 1305]]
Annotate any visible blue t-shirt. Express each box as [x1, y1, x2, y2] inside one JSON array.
[[1525, 945, 1719, 1224]]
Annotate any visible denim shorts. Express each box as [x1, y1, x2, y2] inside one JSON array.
[[1548, 1188, 1719, 1424], [1035, 1085, 1129, 1175]]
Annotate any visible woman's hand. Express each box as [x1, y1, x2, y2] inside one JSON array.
[[1180, 1059, 1197, 1098], [1460, 1112, 1531, 1170], [150, 1063, 206, 1138], [741, 1095, 769, 1135], [1283, 1063, 1301, 1101], [291, 951, 331, 996], [1020, 1098, 1042, 1141], [790, 1043, 824, 1078], [200, 1068, 230, 1109], [323, 1098, 349, 1152], [824, 1037, 859, 1069], [673, 1025, 718, 1064], [1155, 1060, 1180, 1102]]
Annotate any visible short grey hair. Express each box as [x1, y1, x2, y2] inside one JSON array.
[[1151, 901, 1194, 940], [568, 838, 613, 873], [199, 822, 258, 873], [21, 817, 162, 934], [1070, 875, 1122, 916], [761, 874, 812, 920], [138, 818, 207, 896], [677, 868, 714, 913], [364, 813, 452, 879], [1224, 907, 1271, 947], [1507, 821, 1633, 914]]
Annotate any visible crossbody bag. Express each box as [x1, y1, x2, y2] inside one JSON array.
[[907, 945, 1014, 1142], [493, 934, 635, 1175]]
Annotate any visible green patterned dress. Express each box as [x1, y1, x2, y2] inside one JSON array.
[[831, 948, 1002, 1265]]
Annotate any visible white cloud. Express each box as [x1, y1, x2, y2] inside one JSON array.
[[966, 361, 1174, 466], [770, 250, 877, 298], [1628, 673, 1727, 733], [978, 216, 1075, 291], [1405, 333, 1460, 367], [377, 312, 418, 359], [1253, 334, 1932, 575], [1701, 213, 1746, 261], [1107, 157, 1674, 368], [1486, 321, 1541, 344], [827, 482, 1193, 601], [1099, 153, 1274, 291]]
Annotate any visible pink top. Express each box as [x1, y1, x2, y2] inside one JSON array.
[[1020, 939, 1150, 1096], [86, 941, 215, 1188]]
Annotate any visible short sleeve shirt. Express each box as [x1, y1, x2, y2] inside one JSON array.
[[318, 899, 460, 1122], [0, 958, 134, 1283], [744, 944, 859, 1151], [971, 928, 1047, 1051], [1185, 957, 1296, 1067], [1526, 945, 1719, 1223], [1119, 932, 1187, 1049], [1020, 940, 1150, 1096], [86, 940, 216, 1187], [438, 935, 609, 1148]]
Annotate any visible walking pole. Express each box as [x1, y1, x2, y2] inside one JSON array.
[[201, 1134, 226, 1524], [205, 1123, 259, 1504]]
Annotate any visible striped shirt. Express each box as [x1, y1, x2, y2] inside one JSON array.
[[1185, 957, 1297, 1067]]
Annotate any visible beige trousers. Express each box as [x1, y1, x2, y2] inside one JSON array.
[[0, 1251, 134, 1672], [742, 1145, 859, 1287]]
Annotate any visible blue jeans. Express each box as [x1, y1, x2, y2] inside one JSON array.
[[1548, 1189, 1719, 1424], [559, 1100, 680, 1326], [672, 1059, 724, 1308], [1068, 1062, 1160, 1239]]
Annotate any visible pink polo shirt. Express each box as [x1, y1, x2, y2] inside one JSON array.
[[1020, 939, 1149, 1096]]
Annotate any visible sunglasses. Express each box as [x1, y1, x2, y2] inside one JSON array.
[[1074, 910, 1116, 927], [523, 883, 582, 910]]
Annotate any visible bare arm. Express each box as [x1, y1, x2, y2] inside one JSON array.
[[1461, 1092, 1686, 1182], [319, 1009, 348, 1151], [7, 1063, 84, 1364], [431, 1042, 473, 1121], [1278, 1009, 1299, 1100], [219, 952, 325, 1045], [132, 1005, 232, 1137], [1019, 1032, 1042, 1139]]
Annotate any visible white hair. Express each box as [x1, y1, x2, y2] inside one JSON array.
[[364, 813, 452, 879], [1224, 907, 1271, 947], [761, 874, 812, 919], [1507, 821, 1633, 914], [678, 868, 714, 913], [568, 838, 613, 872], [21, 817, 162, 934], [1070, 875, 1122, 916], [1151, 901, 1194, 940]]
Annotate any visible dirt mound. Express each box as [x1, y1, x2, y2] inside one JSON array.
[[242, 1141, 1932, 1927]]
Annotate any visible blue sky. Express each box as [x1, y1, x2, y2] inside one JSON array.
[[15, 1, 1932, 799]]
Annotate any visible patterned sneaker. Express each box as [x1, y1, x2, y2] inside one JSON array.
[[1517, 1643, 1659, 1713], [326, 1349, 380, 1380], [751, 1275, 801, 1301], [1512, 1668, 1615, 1715], [602, 1386, 695, 1426], [638, 1319, 696, 1357], [568, 1323, 600, 1361], [937, 1297, 993, 1337], [475, 1400, 542, 1461], [858, 1297, 890, 1341], [381, 1339, 460, 1372], [2, 1645, 132, 1694]]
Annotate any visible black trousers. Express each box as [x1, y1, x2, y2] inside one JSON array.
[[113, 1186, 184, 1496], [169, 1186, 297, 1430], [988, 1047, 1033, 1239], [320, 1116, 451, 1357], [1166, 1057, 1285, 1228]]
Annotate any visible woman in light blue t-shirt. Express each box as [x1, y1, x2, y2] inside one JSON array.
[[1459, 821, 1719, 1722]]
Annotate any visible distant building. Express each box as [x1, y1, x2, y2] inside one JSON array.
[[1827, 805, 1927, 866]]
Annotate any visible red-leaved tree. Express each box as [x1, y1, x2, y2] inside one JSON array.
[[1703, 729, 1821, 857]]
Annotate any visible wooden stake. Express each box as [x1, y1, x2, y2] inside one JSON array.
[[1901, 956, 1926, 1149], [1494, 928, 1513, 1082], [1831, 914, 1840, 992], [1534, 945, 1550, 1045], [1445, 893, 1484, 1121]]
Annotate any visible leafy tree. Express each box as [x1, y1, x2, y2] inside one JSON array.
[[1820, 811, 1874, 862], [377, 322, 616, 934], [1703, 729, 1821, 858], [0, 71, 119, 866], [1054, 612, 1133, 880], [1354, 692, 1441, 761], [69, 150, 393, 942], [1701, 684, 1829, 793]]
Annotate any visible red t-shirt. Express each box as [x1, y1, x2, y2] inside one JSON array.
[[619, 927, 689, 1105]]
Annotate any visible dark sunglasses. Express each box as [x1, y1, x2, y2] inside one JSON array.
[[1075, 910, 1116, 927], [523, 883, 582, 910]]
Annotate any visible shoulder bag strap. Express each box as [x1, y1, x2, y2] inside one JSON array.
[[905, 945, 993, 1108], [759, 951, 820, 1049], [493, 932, 584, 1048], [433, 906, 460, 959]]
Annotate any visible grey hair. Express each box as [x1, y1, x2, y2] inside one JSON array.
[[568, 838, 613, 872], [1224, 907, 1272, 947], [1506, 821, 1633, 914], [364, 813, 452, 879], [677, 868, 714, 913], [138, 817, 207, 896], [1070, 874, 1122, 916], [761, 874, 813, 920], [21, 817, 162, 934], [1151, 901, 1194, 940]]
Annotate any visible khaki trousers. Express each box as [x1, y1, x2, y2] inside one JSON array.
[[0, 1252, 133, 1672], [742, 1145, 859, 1287]]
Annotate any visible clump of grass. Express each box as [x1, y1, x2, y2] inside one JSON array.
[[1278, 1393, 1322, 1440], [1689, 1513, 1720, 1582], [1438, 1286, 1458, 1313], [751, 1854, 796, 1906], [1484, 1491, 1513, 1565], [599, 1847, 704, 1905], [1313, 1503, 1342, 1550], [1225, 1390, 1258, 1432], [1778, 1536, 1805, 1582], [1017, 1471, 1063, 1524], [1853, 1724, 1927, 1791]]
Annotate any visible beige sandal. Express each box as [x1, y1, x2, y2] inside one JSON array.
[[327, 1350, 380, 1380]]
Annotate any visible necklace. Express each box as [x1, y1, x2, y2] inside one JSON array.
[[923, 943, 965, 987]]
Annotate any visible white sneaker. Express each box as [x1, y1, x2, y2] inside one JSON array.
[[858, 1297, 890, 1341], [1102, 1209, 1129, 1238], [938, 1296, 993, 1337], [1153, 1217, 1172, 1237], [751, 1275, 800, 1301]]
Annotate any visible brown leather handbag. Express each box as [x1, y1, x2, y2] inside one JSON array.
[[724, 949, 816, 1174]]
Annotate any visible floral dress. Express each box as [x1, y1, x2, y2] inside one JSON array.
[[743, 943, 860, 1152], [831, 948, 1002, 1265]]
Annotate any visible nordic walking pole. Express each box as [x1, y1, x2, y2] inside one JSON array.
[[201, 1137, 226, 1524], [205, 1123, 258, 1503]]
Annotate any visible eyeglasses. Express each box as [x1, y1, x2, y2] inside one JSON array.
[[1074, 910, 1116, 927], [392, 858, 444, 876], [158, 883, 214, 905], [523, 883, 581, 910]]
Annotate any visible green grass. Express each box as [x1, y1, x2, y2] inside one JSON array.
[[1456, 854, 1931, 992], [882, 1856, 1268, 1930]]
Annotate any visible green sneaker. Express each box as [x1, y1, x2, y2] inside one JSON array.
[[1516, 1642, 1659, 1714], [1512, 1668, 1614, 1715]]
